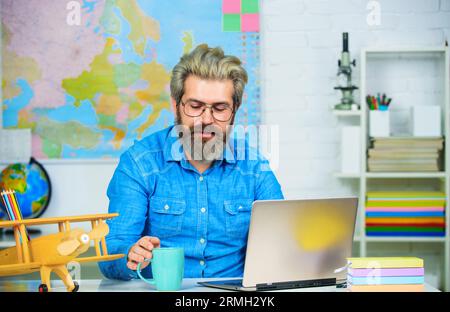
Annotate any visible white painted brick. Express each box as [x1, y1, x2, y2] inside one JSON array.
[[295, 48, 337, 65], [304, 95, 338, 110], [306, 127, 340, 143], [262, 99, 308, 114], [277, 158, 313, 173], [298, 60, 338, 77], [407, 77, 444, 93], [263, 32, 308, 50], [394, 12, 450, 30], [296, 77, 336, 96], [279, 143, 314, 159], [310, 159, 339, 174], [329, 14, 379, 31], [265, 63, 304, 80], [263, 77, 305, 97], [303, 0, 367, 15], [307, 30, 342, 48], [266, 14, 332, 32], [345, 31, 380, 49], [264, 45, 311, 66], [262, 0, 305, 16], [442, 0, 450, 11], [371, 29, 445, 46], [277, 172, 318, 188], [379, 0, 440, 13], [279, 141, 338, 159]]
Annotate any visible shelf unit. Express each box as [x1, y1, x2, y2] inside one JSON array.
[[335, 47, 450, 291]]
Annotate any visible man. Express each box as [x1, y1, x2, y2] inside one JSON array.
[[99, 44, 283, 280]]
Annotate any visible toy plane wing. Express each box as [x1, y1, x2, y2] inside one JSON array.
[[0, 213, 119, 228], [0, 262, 41, 275]]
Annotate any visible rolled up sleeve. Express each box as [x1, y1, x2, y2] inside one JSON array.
[[98, 151, 153, 280]]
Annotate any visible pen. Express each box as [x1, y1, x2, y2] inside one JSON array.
[[372, 97, 378, 110], [366, 95, 372, 110]]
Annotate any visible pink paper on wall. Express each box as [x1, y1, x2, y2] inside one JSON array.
[[241, 13, 259, 32], [223, 0, 241, 14]]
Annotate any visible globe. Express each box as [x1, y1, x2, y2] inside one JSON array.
[[0, 157, 51, 220]]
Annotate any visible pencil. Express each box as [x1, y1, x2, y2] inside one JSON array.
[[1, 191, 13, 220], [9, 189, 30, 241]]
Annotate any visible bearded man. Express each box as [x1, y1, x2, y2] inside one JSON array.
[[99, 44, 283, 280]]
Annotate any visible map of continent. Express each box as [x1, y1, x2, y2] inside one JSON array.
[[1, 0, 260, 159]]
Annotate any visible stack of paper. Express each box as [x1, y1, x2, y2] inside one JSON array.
[[347, 257, 425, 292], [366, 191, 446, 237], [367, 137, 444, 172]]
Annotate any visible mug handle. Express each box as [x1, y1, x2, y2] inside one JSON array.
[[137, 259, 155, 285]]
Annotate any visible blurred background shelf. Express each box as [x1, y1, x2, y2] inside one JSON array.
[[333, 110, 362, 117], [335, 46, 450, 291], [365, 172, 447, 178]]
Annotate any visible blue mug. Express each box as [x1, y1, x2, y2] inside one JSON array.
[[137, 247, 184, 291]]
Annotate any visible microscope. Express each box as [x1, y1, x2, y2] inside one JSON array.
[[334, 33, 359, 110]]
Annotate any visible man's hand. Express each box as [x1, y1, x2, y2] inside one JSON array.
[[127, 236, 161, 271]]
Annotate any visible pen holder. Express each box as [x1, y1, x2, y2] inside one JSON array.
[[369, 111, 390, 137]]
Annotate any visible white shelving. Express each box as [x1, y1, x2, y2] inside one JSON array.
[[335, 47, 450, 291], [332, 110, 362, 117], [365, 172, 448, 179]]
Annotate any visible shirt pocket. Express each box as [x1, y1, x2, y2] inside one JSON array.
[[149, 196, 186, 239], [224, 199, 254, 240]]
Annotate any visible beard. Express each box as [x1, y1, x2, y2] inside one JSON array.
[[175, 107, 231, 162]]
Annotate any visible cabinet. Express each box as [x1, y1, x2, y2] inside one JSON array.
[[335, 47, 450, 290]]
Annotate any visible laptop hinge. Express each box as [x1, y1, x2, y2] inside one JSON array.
[[256, 278, 337, 291]]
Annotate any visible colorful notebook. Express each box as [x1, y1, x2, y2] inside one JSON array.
[[347, 257, 424, 269]]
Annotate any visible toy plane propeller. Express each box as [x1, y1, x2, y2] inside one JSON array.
[[0, 213, 124, 292]]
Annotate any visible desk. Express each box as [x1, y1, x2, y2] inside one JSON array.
[[0, 278, 441, 292]]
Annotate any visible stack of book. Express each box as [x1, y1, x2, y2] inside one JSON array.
[[366, 191, 446, 237], [367, 137, 444, 172], [347, 257, 425, 292]]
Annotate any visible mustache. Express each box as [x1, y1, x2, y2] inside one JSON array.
[[187, 124, 221, 135]]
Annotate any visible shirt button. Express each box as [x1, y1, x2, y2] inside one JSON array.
[[200, 207, 206, 213], [164, 204, 170, 210], [200, 260, 205, 266], [200, 238, 205, 244], [199, 176, 204, 182]]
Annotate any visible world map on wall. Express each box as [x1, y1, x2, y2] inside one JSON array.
[[1, 0, 260, 159]]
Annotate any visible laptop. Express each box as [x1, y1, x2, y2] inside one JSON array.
[[198, 197, 358, 291]]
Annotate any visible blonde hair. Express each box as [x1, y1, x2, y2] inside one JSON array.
[[170, 44, 248, 110]]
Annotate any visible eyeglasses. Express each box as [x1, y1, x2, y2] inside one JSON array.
[[180, 99, 234, 122]]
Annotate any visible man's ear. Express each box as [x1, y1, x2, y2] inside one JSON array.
[[170, 97, 177, 114]]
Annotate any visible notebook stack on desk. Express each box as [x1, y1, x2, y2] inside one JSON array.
[[346, 257, 425, 292]]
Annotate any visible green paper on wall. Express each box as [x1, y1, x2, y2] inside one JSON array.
[[223, 14, 241, 31], [242, 0, 259, 13]]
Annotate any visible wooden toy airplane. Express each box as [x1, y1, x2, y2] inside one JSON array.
[[0, 213, 124, 292]]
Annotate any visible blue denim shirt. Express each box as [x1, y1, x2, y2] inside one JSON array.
[[98, 125, 284, 280]]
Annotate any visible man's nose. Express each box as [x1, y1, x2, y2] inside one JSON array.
[[202, 107, 214, 124]]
